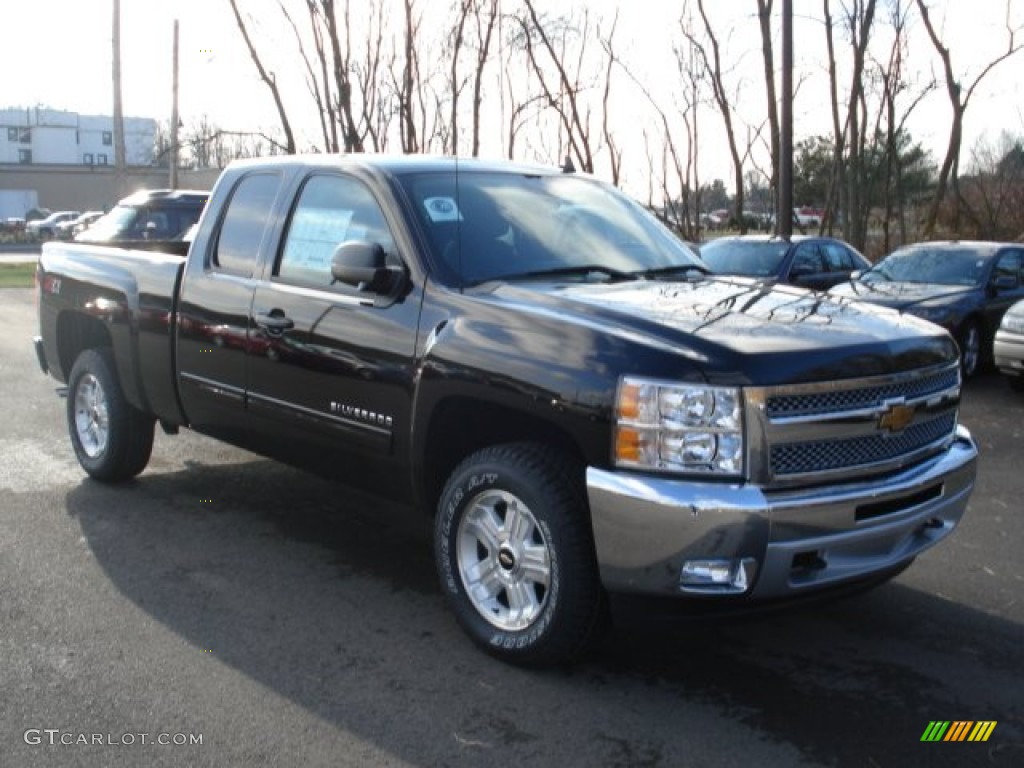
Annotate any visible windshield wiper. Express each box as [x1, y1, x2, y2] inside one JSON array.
[[633, 264, 710, 279], [501, 265, 637, 282]]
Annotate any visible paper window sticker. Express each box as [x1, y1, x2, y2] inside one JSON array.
[[423, 197, 462, 222]]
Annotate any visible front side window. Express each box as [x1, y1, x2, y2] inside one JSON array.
[[276, 174, 395, 291], [214, 173, 281, 276], [823, 242, 854, 271], [791, 244, 824, 273], [993, 251, 1021, 287]]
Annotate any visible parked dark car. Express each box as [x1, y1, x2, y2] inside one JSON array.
[[829, 240, 1024, 378], [700, 235, 871, 290], [994, 298, 1024, 390], [76, 189, 208, 244]]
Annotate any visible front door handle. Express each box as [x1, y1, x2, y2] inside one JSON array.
[[254, 311, 294, 333]]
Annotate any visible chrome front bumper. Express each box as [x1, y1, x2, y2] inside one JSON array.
[[994, 331, 1024, 377], [587, 426, 977, 598]]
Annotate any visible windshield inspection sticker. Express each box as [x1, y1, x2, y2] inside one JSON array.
[[423, 197, 462, 222]]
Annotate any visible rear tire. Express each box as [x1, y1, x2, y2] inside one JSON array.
[[67, 348, 154, 482], [435, 442, 605, 666]]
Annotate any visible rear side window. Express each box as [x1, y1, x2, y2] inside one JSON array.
[[214, 173, 281, 276]]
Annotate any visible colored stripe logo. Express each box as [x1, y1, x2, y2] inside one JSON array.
[[921, 721, 997, 742]]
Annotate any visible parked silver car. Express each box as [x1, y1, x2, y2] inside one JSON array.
[[994, 298, 1024, 391]]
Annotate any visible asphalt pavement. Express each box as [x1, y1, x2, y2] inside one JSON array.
[[1, 287, 1021, 767]]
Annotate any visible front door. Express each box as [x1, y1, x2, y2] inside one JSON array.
[[245, 172, 423, 499]]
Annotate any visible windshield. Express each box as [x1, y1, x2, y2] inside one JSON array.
[[699, 239, 789, 277], [864, 246, 992, 286], [398, 171, 703, 284]]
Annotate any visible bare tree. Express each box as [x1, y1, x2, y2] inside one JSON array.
[[599, 11, 622, 186], [688, 0, 746, 232], [871, 0, 934, 251], [227, 0, 296, 154], [915, 0, 1023, 235], [755, 0, 780, 218], [515, 2, 596, 173], [446, 0, 472, 154], [822, 0, 877, 248], [469, 0, 500, 156]]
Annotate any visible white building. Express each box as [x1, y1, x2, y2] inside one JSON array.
[[0, 107, 156, 167]]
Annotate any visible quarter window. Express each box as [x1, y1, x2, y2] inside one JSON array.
[[214, 173, 282, 276]]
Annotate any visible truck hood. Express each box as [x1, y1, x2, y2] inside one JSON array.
[[829, 279, 973, 309], [483, 276, 958, 385]]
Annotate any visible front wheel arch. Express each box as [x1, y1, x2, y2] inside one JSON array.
[[434, 441, 607, 666]]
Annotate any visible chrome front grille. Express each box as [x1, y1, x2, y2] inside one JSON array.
[[770, 412, 957, 476], [747, 363, 962, 488], [766, 368, 960, 419]]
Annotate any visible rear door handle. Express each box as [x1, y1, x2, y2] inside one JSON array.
[[254, 311, 294, 332]]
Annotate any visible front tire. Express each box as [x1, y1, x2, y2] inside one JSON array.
[[957, 319, 982, 379], [435, 443, 605, 666], [67, 348, 155, 482]]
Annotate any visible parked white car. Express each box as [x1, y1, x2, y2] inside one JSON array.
[[56, 211, 104, 240], [994, 298, 1024, 391], [27, 211, 81, 240]]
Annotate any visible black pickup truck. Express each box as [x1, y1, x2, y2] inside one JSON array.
[[35, 155, 978, 665]]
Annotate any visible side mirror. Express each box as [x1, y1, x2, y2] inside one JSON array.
[[992, 274, 1017, 292], [789, 264, 817, 281], [331, 241, 391, 292]]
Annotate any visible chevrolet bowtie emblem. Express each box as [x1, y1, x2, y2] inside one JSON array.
[[878, 402, 915, 433]]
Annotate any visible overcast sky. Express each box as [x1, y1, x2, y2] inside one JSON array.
[[3, 0, 1022, 192]]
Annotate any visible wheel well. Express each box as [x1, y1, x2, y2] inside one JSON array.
[[422, 398, 586, 516], [57, 312, 112, 381]]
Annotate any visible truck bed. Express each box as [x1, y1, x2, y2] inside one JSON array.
[[37, 240, 189, 425]]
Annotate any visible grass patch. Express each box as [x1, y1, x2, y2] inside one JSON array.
[[0, 262, 36, 288]]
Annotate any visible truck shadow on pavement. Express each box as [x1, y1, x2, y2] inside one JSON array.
[[65, 457, 1022, 768]]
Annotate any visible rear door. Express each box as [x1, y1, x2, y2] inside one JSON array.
[[245, 171, 423, 498], [177, 171, 283, 438]]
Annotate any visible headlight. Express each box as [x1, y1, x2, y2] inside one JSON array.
[[1001, 313, 1024, 335], [614, 377, 744, 476]]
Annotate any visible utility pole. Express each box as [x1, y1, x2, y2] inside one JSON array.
[[112, 0, 127, 197], [170, 19, 180, 189], [779, 0, 793, 239]]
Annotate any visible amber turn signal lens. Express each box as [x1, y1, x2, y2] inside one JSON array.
[[615, 427, 641, 463]]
